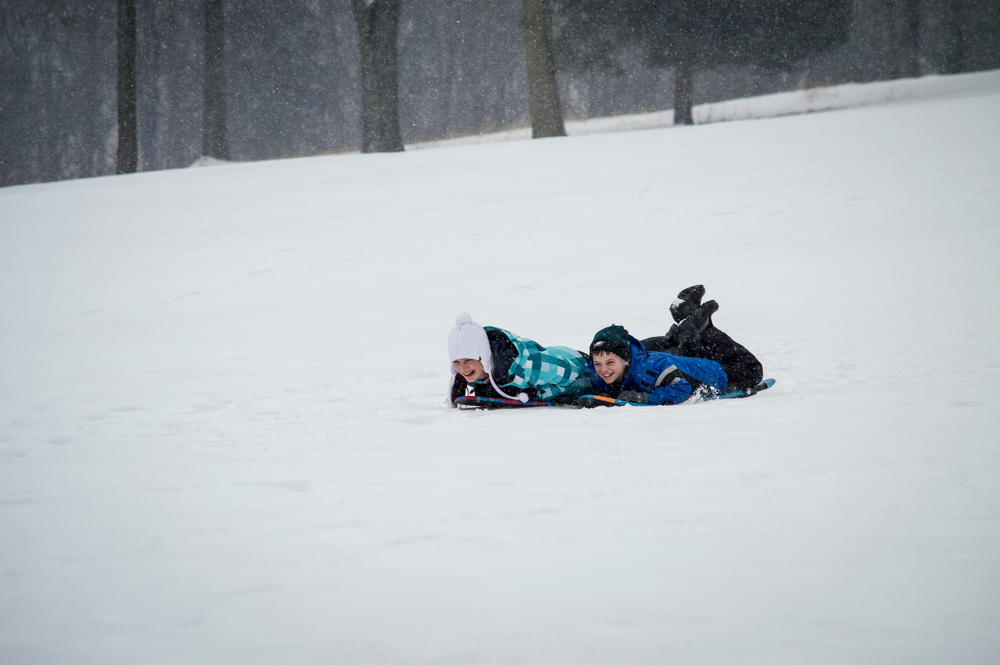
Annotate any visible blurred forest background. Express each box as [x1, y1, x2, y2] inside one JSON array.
[[1, 0, 998, 187]]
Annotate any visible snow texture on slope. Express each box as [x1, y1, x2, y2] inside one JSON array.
[[1, 72, 999, 664]]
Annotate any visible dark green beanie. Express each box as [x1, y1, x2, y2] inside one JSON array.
[[590, 324, 631, 362]]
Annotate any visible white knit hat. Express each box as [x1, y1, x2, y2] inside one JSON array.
[[448, 312, 493, 374], [446, 313, 527, 405]]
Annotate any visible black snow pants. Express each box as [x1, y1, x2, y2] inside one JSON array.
[[642, 324, 763, 393]]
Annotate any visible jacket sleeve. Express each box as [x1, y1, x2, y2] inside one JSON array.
[[641, 354, 728, 404], [631, 353, 695, 405], [645, 381, 693, 405]]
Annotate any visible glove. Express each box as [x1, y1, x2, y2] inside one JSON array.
[[617, 390, 650, 404]]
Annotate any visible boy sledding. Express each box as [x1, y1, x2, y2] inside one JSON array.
[[583, 284, 767, 406], [585, 324, 728, 405]]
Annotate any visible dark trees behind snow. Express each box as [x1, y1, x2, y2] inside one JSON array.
[[2, 0, 999, 187], [552, 0, 853, 125]]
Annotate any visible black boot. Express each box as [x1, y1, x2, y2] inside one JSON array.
[[675, 300, 718, 351], [670, 284, 705, 323]]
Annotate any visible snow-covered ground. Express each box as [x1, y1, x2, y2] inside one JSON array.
[[2, 72, 999, 664]]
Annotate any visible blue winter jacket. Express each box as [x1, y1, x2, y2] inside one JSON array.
[[587, 336, 729, 405]]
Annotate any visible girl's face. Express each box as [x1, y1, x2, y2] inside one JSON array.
[[592, 352, 628, 384], [453, 358, 488, 383]]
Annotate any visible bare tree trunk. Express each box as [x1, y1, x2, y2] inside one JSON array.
[[946, 0, 965, 74], [795, 59, 813, 90], [523, 0, 565, 138], [352, 0, 404, 153], [203, 0, 228, 160], [116, 0, 138, 173], [904, 0, 921, 77], [673, 63, 694, 126]]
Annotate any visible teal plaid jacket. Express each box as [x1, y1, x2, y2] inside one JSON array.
[[485, 327, 590, 401]]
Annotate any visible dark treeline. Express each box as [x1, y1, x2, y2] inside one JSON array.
[[1, 0, 997, 187], [552, 0, 855, 125]]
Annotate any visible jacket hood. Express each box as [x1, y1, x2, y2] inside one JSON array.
[[627, 335, 648, 363]]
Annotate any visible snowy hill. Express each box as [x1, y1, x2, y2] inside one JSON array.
[[2, 73, 999, 664]]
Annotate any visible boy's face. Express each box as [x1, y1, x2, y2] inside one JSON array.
[[592, 351, 628, 384], [453, 358, 488, 383]]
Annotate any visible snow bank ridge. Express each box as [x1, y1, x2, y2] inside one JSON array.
[[411, 69, 1000, 149]]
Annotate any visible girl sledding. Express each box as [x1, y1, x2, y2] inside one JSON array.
[[448, 313, 592, 406], [449, 285, 771, 409]]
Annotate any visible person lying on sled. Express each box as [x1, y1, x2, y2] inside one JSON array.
[[448, 312, 591, 407], [639, 284, 763, 394], [586, 324, 728, 405]]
